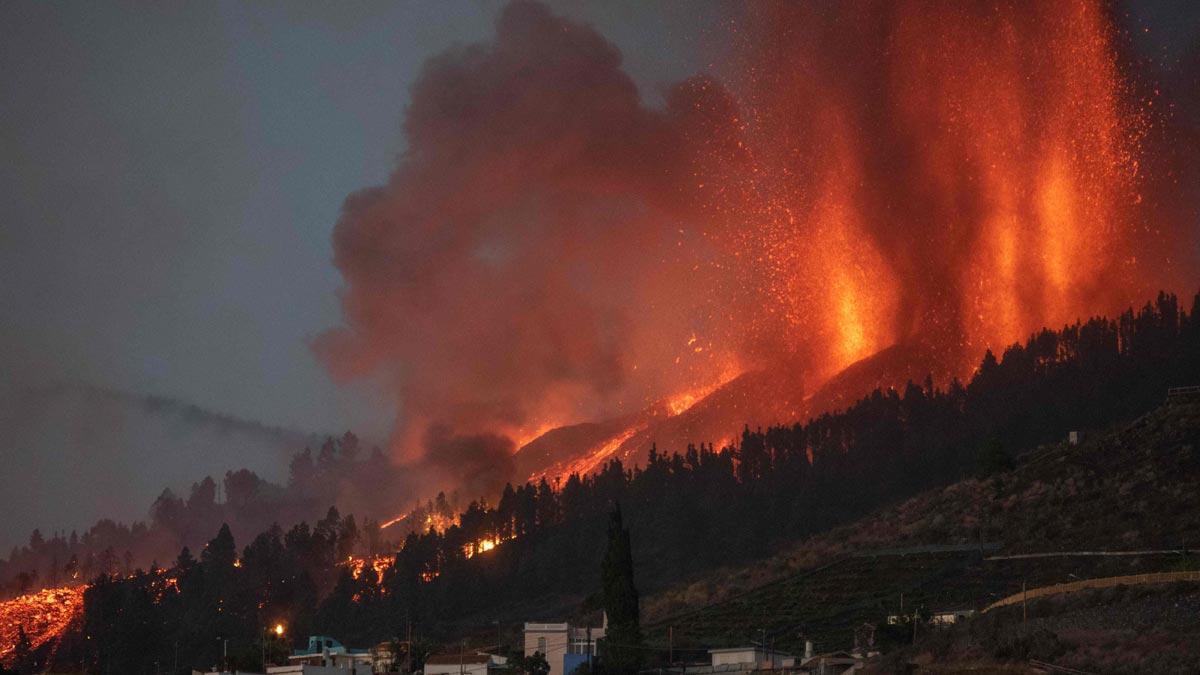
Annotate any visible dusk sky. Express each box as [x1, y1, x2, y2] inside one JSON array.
[[1, 0, 1195, 550], [0, 1, 725, 549], [1, 1, 719, 436]]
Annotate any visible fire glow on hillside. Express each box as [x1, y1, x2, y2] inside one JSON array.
[[314, 0, 1195, 497]]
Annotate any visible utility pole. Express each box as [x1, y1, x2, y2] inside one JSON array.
[[460, 638, 466, 675], [668, 626, 673, 666], [1022, 580, 1028, 631], [405, 618, 413, 675], [587, 625, 592, 673]]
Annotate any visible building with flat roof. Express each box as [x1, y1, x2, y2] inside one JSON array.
[[523, 617, 604, 675], [269, 635, 373, 675], [707, 647, 794, 670], [424, 652, 508, 675]]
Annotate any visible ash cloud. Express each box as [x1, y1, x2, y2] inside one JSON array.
[[316, 1, 730, 463], [421, 426, 516, 499]]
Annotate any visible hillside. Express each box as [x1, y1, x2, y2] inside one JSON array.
[[511, 341, 953, 484], [639, 398, 1200, 658], [38, 295, 1200, 674], [875, 579, 1200, 672]]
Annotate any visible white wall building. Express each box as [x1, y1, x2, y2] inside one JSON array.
[[707, 647, 793, 670], [523, 618, 605, 675]]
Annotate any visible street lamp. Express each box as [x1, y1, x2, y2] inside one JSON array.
[[217, 637, 228, 672], [264, 623, 286, 673]]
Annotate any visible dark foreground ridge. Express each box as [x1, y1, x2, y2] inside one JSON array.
[[643, 398, 1200, 671]]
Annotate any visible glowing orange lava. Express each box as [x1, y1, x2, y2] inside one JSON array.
[[0, 586, 84, 665], [342, 555, 394, 584], [554, 425, 643, 482], [463, 535, 510, 559], [665, 365, 742, 416], [695, 0, 1153, 382], [381, 511, 460, 533]]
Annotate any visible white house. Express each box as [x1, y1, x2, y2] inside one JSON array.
[[707, 647, 793, 670]]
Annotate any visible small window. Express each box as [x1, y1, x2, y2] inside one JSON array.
[[538, 637, 546, 654]]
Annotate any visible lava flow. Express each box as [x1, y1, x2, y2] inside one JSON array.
[[0, 586, 85, 665]]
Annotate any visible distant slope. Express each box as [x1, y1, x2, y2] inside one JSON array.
[[640, 399, 1200, 653], [0, 382, 321, 551]]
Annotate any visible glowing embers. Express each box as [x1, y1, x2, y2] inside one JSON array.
[[463, 535, 510, 559], [0, 586, 84, 664], [380, 511, 460, 533], [341, 555, 394, 584]]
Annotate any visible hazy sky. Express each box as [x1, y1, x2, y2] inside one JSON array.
[[0, 0, 719, 438], [0, 0, 725, 549]]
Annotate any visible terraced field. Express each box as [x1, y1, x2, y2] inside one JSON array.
[[643, 549, 1193, 657], [638, 401, 1200, 659]]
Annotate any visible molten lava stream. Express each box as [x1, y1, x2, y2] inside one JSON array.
[[0, 586, 85, 665]]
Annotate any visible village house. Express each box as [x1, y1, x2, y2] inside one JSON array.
[[424, 652, 508, 675], [929, 609, 976, 626], [707, 646, 795, 670], [523, 616, 605, 675], [268, 635, 374, 675]]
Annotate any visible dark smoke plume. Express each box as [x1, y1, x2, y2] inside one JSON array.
[[316, 1, 730, 464]]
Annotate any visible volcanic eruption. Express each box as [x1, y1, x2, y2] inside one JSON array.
[[317, 0, 1198, 493]]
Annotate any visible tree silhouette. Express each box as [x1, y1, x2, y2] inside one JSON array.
[[599, 506, 642, 675]]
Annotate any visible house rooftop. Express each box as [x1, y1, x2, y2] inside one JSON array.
[[426, 654, 494, 665], [708, 647, 792, 656], [291, 635, 369, 657], [524, 621, 569, 630]]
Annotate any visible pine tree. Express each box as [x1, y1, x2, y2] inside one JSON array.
[[599, 505, 641, 675]]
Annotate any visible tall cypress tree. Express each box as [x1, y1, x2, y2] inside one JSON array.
[[599, 505, 642, 675]]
